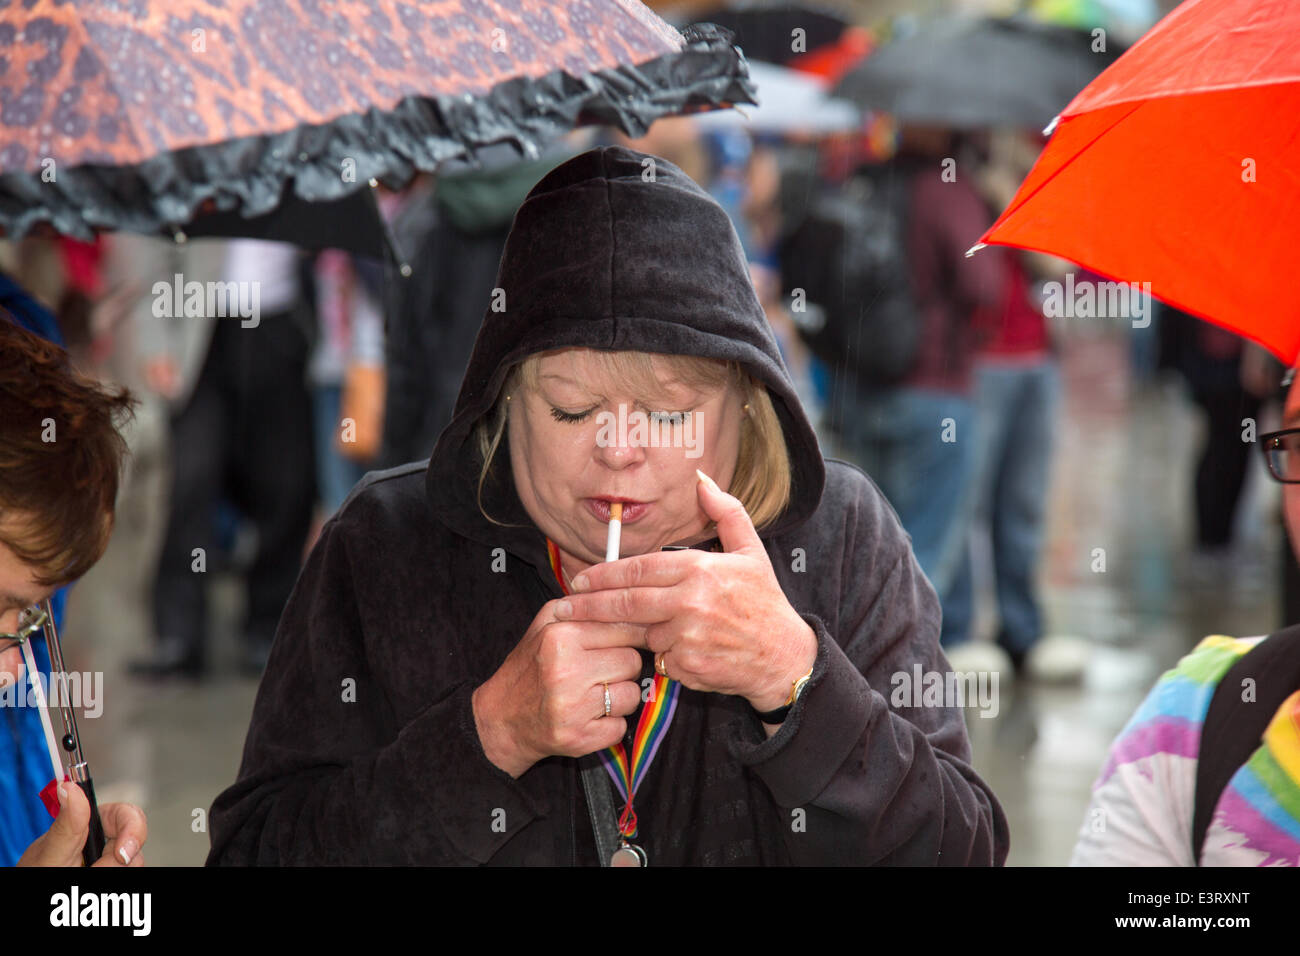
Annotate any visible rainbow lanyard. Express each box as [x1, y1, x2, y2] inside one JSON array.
[[546, 537, 681, 839]]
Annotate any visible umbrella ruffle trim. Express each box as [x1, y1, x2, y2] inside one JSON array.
[[0, 22, 754, 242]]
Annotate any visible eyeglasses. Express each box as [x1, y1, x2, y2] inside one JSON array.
[[0, 604, 48, 652], [1260, 428, 1300, 483]]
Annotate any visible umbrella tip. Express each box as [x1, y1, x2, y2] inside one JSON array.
[[964, 242, 987, 258], [1043, 115, 1060, 136]]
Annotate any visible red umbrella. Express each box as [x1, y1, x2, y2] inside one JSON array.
[[971, 0, 1300, 364]]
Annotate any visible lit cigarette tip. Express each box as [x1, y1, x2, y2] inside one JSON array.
[[606, 504, 623, 563]]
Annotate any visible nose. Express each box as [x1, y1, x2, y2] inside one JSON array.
[[593, 410, 649, 468]]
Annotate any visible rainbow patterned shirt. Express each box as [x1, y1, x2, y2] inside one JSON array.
[[1071, 635, 1300, 866]]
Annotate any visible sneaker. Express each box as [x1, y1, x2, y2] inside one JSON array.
[[1022, 634, 1090, 683], [943, 641, 1015, 682], [127, 637, 205, 681]]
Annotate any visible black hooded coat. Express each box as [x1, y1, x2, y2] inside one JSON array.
[[207, 146, 1009, 866]]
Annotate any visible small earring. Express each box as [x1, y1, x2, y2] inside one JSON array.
[[505, 395, 512, 402], [742, 402, 750, 413]]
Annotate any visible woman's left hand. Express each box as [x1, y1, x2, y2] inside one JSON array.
[[557, 470, 817, 715]]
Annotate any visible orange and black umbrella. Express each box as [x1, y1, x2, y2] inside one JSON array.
[[973, 0, 1300, 364], [0, 1, 754, 246]]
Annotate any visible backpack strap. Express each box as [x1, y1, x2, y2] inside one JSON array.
[[1192, 624, 1300, 864]]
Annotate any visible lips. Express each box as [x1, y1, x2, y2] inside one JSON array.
[[586, 498, 650, 524]]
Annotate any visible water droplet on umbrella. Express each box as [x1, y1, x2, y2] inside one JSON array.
[[399, 262, 412, 277]]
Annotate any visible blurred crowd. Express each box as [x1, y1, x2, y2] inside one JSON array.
[[5, 108, 1287, 694], [3, 47, 1293, 865]]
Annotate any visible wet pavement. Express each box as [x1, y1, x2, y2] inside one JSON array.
[[61, 322, 1282, 866]]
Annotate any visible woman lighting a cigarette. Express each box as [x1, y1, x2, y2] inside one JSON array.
[[209, 147, 1008, 866]]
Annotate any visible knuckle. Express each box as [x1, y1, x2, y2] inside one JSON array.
[[617, 682, 641, 714], [616, 589, 634, 620]]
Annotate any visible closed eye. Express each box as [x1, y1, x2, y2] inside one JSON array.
[[649, 410, 692, 426], [550, 406, 596, 423]]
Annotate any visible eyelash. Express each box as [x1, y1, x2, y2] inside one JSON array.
[[548, 408, 693, 424]]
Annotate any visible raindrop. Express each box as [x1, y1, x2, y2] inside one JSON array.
[[173, 229, 188, 244], [399, 262, 412, 277]]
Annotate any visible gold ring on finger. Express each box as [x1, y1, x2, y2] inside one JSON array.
[[603, 682, 612, 718], [655, 653, 668, 678]]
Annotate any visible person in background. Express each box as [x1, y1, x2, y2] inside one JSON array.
[[829, 125, 1001, 649], [381, 140, 583, 469], [1163, 306, 1264, 581], [1, 316, 148, 867], [1072, 365, 1300, 866], [124, 238, 315, 679], [943, 130, 1088, 682], [308, 250, 385, 516]]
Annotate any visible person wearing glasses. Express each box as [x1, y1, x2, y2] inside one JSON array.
[[0, 315, 148, 867], [1071, 366, 1300, 866]]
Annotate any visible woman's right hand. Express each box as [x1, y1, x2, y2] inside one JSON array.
[[472, 598, 647, 778]]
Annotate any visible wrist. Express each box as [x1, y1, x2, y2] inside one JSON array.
[[471, 683, 531, 779], [747, 620, 818, 714]]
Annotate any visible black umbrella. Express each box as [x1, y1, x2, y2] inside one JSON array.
[[689, 4, 850, 65], [833, 16, 1125, 131], [172, 188, 401, 264]]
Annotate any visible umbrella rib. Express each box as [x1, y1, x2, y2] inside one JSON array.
[[992, 99, 1145, 225]]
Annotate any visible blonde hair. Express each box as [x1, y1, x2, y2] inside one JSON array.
[[474, 350, 792, 532]]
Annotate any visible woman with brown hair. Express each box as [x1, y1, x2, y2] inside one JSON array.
[[0, 316, 147, 866]]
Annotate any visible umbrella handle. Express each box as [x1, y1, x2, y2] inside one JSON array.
[[76, 775, 106, 867]]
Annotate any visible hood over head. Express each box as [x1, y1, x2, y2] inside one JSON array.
[[424, 144, 825, 572]]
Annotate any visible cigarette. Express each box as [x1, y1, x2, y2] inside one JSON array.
[[605, 502, 623, 562]]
